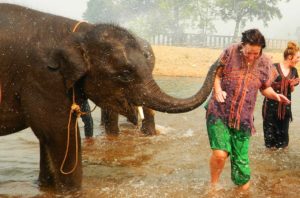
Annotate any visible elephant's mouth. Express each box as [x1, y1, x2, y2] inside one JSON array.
[[102, 97, 138, 122]]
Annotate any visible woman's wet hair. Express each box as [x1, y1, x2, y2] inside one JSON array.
[[241, 29, 266, 49], [283, 41, 299, 60]]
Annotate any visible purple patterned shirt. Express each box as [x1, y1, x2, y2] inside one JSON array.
[[206, 43, 277, 134]]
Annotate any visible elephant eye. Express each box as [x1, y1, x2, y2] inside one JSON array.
[[116, 69, 134, 83], [143, 52, 149, 59]]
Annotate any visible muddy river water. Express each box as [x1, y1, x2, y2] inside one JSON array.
[[0, 76, 299, 197]]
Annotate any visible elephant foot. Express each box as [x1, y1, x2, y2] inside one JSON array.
[[141, 125, 157, 136], [38, 181, 81, 193], [105, 131, 119, 136], [38, 176, 54, 189], [38, 175, 80, 193], [140, 108, 157, 136], [104, 126, 120, 135]]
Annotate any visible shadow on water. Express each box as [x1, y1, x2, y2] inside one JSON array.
[[0, 76, 299, 197]]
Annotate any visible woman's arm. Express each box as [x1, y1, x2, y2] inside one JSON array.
[[214, 67, 227, 103], [289, 78, 300, 92], [261, 87, 290, 104]]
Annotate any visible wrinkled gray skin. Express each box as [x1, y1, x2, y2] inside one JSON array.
[[101, 38, 157, 135], [0, 4, 219, 191]]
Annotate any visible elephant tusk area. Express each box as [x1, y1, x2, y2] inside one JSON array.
[[138, 106, 144, 120]]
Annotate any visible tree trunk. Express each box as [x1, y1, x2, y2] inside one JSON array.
[[232, 17, 241, 43]]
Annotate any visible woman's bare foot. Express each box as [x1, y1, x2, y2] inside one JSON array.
[[239, 181, 250, 191]]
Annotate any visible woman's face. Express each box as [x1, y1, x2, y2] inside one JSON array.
[[242, 44, 262, 65], [288, 51, 300, 67]]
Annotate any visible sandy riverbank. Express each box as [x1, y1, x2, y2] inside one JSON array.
[[152, 45, 285, 77]]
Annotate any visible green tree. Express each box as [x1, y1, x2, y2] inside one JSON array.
[[156, 0, 217, 39], [83, 0, 217, 39], [191, 0, 217, 35], [83, 0, 120, 23], [215, 0, 289, 41], [83, 0, 159, 37]]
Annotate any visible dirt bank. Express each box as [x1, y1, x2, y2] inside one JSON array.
[[152, 45, 285, 77]]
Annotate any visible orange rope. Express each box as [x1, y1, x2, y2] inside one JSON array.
[[60, 87, 97, 174], [60, 100, 80, 175], [72, 21, 87, 32], [60, 21, 93, 175]]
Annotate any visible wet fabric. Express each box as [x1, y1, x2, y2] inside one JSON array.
[[207, 118, 251, 185], [206, 43, 277, 134], [263, 114, 289, 148], [262, 63, 298, 148]]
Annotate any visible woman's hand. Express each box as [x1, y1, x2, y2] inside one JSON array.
[[213, 66, 226, 103], [276, 94, 291, 104], [289, 78, 300, 87], [215, 90, 227, 103], [288, 78, 299, 92], [261, 87, 290, 104]]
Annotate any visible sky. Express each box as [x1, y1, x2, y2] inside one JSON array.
[[0, 0, 299, 40]]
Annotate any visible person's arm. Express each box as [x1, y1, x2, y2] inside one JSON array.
[[289, 78, 299, 92], [214, 67, 227, 103], [289, 69, 300, 92], [261, 87, 290, 104]]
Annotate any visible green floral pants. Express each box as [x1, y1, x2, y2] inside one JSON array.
[[207, 118, 251, 185]]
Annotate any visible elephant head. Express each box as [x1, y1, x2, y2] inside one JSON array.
[[100, 37, 156, 135], [48, 24, 218, 118]]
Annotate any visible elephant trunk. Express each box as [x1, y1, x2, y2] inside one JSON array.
[[136, 60, 220, 113]]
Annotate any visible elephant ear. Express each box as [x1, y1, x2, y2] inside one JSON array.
[[48, 44, 88, 89]]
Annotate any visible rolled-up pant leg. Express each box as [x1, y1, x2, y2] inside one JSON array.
[[230, 129, 251, 185]]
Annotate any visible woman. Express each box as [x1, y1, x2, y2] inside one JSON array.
[[205, 29, 290, 190], [262, 42, 300, 149]]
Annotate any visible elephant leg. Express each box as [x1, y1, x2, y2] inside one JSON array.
[[44, 131, 82, 191], [31, 121, 82, 191], [100, 109, 106, 126], [101, 108, 120, 135], [38, 141, 55, 188], [141, 107, 157, 135]]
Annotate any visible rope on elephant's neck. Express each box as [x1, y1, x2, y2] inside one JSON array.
[[60, 87, 97, 174], [60, 21, 97, 175], [72, 21, 87, 32], [60, 88, 80, 175]]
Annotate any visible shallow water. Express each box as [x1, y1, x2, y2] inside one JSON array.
[[0, 76, 299, 197]]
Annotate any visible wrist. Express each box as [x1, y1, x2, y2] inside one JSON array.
[[276, 94, 281, 102], [214, 87, 222, 93]]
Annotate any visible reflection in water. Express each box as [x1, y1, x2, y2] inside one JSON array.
[[0, 76, 299, 197]]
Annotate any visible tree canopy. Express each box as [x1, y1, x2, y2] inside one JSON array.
[[215, 0, 289, 40], [83, 0, 217, 38], [83, 0, 288, 40]]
